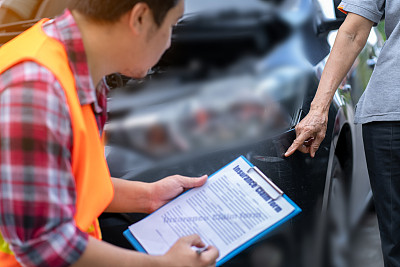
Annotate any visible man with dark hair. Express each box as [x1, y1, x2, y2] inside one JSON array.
[[68, 0, 179, 25], [0, 0, 219, 266]]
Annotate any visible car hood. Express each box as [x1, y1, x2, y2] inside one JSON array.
[[184, 0, 275, 16]]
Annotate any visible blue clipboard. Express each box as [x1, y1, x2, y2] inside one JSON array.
[[123, 156, 302, 266]]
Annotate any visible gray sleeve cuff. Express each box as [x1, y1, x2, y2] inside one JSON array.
[[339, 1, 383, 24]]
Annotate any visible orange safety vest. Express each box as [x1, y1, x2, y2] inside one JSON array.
[[0, 19, 115, 266]]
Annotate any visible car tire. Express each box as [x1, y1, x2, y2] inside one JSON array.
[[324, 156, 350, 267]]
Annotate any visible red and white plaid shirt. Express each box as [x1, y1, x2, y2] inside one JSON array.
[[0, 10, 109, 267]]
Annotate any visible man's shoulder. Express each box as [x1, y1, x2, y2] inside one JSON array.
[[1, 61, 55, 84], [0, 60, 69, 107], [1, 60, 64, 90]]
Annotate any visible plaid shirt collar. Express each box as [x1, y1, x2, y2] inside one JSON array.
[[43, 9, 109, 114]]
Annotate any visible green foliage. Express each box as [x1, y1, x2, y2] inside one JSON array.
[[377, 21, 386, 41]]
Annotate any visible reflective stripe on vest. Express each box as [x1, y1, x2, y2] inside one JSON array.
[[0, 19, 114, 265]]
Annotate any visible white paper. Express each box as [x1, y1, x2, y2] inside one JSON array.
[[129, 157, 295, 261]]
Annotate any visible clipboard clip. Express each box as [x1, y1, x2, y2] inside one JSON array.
[[247, 166, 283, 200]]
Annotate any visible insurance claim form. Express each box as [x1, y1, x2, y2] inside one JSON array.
[[128, 156, 299, 262]]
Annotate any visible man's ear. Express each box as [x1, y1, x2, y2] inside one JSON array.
[[127, 2, 153, 35]]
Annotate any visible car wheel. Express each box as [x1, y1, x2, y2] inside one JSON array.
[[324, 156, 350, 267]]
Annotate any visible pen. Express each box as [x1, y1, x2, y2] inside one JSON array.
[[196, 247, 208, 254]]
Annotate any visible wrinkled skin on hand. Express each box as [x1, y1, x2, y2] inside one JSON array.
[[285, 109, 328, 158]]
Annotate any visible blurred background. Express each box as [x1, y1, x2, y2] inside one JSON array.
[[0, 0, 386, 266], [103, 1, 385, 266]]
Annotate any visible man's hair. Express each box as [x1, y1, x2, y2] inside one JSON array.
[[68, 0, 180, 25]]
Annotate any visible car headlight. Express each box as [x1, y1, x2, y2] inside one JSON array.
[[105, 66, 308, 159]]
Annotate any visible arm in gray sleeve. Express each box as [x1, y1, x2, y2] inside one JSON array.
[[338, 0, 385, 24]]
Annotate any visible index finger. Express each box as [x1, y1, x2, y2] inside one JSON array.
[[284, 131, 313, 157]]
